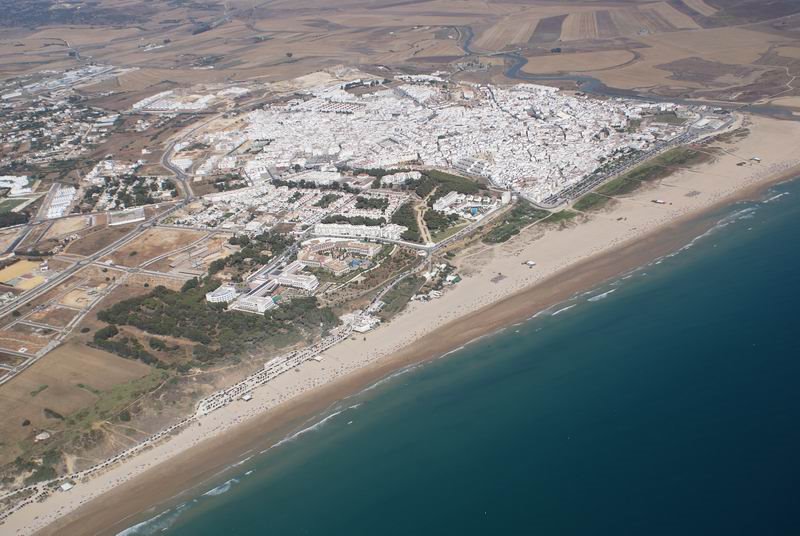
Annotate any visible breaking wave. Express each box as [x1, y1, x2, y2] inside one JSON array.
[[260, 409, 344, 454], [551, 304, 576, 316], [360, 364, 420, 393], [203, 477, 239, 497], [116, 502, 192, 535], [587, 289, 616, 302], [230, 455, 253, 468], [762, 191, 789, 203]]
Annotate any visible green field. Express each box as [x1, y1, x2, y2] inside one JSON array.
[[483, 202, 549, 244], [431, 220, 469, 242], [596, 177, 642, 196], [651, 112, 686, 125], [573, 192, 613, 212], [0, 198, 27, 214], [543, 210, 579, 225], [379, 276, 425, 320], [597, 147, 711, 197], [391, 202, 422, 242]]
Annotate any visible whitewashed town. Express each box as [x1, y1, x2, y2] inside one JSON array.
[[0, 59, 740, 526], [169, 76, 714, 205]]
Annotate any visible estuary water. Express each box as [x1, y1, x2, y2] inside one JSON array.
[[121, 178, 800, 535]]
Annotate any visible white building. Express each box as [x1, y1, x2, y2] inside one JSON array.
[[313, 223, 407, 241], [381, 170, 421, 187], [432, 191, 460, 212], [45, 185, 77, 219], [273, 272, 319, 292], [232, 295, 277, 314], [205, 285, 239, 304], [268, 261, 320, 292], [288, 170, 343, 186]]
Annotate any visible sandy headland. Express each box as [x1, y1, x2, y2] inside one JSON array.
[[3, 113, 800, 535]]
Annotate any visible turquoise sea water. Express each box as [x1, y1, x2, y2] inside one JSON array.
[[122, 179, 800, 536]]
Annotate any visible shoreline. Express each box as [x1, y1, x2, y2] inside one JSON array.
[[4, 114, 800, 535]]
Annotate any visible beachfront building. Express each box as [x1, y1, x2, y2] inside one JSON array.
[[341, 310, 382, 333]]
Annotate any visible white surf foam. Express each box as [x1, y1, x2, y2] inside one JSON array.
[[763, 191, 789, 203], [203, 477, 239, 497], [587, 289, 616, 302], [116, 502, 191, 535], [551, 304, 576, 316], [260, 410, 344, 454], [229, 455, 253, 469], [360, 365, 419, 393]]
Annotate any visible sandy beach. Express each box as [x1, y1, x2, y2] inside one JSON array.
[[3, 113, 800, 535]]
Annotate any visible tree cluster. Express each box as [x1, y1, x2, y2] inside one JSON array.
[[355, 196, 389, 211], [321, 214, 386, 226], [95, 280, 338, 366], [391, 202, 421, 242]]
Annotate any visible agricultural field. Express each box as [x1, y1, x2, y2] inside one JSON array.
[[681, 0, 718, 17], [473, 13, 542, 50], [1, 0, 797, 111], [0, 198, 27, 214], [560, 12, 602, 42], [523, 50, 637, 74]]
